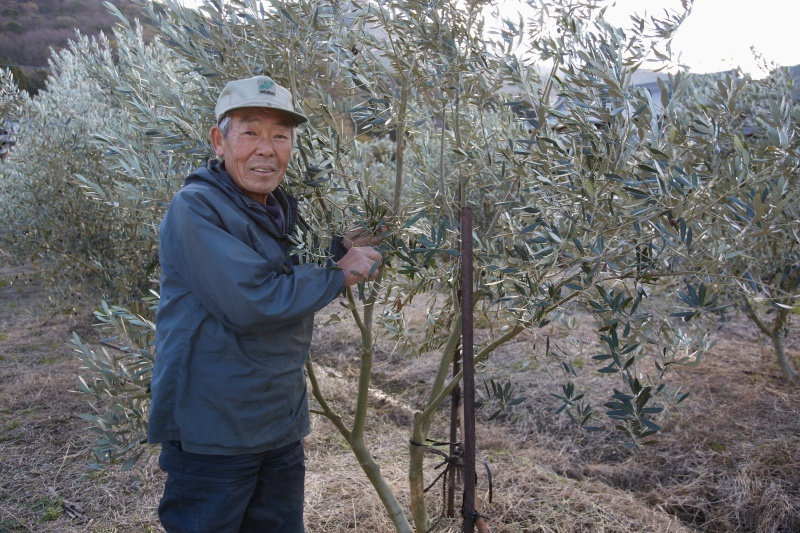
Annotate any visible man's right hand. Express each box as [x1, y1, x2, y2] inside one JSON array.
[[337, 246, 383, 286]]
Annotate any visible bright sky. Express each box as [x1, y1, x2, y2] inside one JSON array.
[[176, 0, 800, 77], [604, 0, 800, 77]]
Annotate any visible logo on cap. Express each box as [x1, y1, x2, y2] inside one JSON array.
[[259, 79, 276, 96]]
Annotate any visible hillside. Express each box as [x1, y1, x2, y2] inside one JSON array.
[[0, 0, 144, 93]]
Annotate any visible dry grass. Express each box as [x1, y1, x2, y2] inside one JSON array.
[[1, 263, 798, 532]]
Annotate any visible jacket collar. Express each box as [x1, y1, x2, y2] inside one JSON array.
[[186, 160, 298, 240]]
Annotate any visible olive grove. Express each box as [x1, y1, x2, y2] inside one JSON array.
[[1, 0, 797, 530]]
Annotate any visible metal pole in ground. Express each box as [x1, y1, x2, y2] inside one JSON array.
[[449, 183, 463, 519], [460, 206, 476, 533]]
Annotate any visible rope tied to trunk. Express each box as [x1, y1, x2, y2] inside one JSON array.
[[409, 439, 493, 503]]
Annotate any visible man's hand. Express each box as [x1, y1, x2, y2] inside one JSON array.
[[337, 246, 383, 286], [342, 225, 389, 250]]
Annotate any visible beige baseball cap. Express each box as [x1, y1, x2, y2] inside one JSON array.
[[214, 76, 308, 125]]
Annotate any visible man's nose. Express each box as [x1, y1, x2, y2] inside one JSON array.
[[256, 137, 275, 156]]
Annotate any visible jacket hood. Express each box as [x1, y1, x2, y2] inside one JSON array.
[[186, 159, 297, 239]]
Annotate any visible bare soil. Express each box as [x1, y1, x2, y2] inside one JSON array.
[[1, 263, 798, 532]]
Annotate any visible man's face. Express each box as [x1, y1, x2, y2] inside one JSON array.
[[210, 107, 294, 203]]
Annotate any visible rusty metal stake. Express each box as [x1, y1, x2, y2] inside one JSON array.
[[449, 182, 464, 519], [460, 206, 476, 533]]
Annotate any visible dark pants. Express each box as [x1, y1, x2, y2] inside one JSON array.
[[157, 440, 305, 533]]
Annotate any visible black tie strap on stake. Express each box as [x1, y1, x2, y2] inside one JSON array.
[[409, 439, 464, 494], [431, 448, 493, 505], [424, 451, 462, 494], [460, 506, 488, 524], [410, 438, 493, 505], [410, 439, 458, 448]]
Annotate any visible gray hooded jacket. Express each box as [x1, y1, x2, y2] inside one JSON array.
[[148, 160, 345, 454]]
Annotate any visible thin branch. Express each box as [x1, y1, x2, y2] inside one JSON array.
[[419, 312, 463, 434], [743, 298, 772, 336], [347, 286, 367, 334], [305, 357, 352, 441]]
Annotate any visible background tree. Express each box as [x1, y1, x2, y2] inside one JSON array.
[[665, 67, 799, 383], [0, 33, 161, 299]]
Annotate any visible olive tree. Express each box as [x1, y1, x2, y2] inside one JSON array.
[[0, 33, 159, 298], [664, 67, 799, 384]]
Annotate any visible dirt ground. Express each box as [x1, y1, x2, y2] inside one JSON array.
[[1, 263, 798, 532]]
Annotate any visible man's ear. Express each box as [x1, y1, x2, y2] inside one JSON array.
[[210, 126, 225, 158]]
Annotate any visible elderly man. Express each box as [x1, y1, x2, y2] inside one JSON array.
[[148, 76, 382, 533]]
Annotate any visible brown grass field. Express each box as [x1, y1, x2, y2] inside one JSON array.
[[1, 262, 798, 532]]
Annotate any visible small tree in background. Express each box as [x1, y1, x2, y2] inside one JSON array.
[[666, 68, 799, 383]]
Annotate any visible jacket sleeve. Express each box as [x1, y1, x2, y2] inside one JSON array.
[[330, 235, 348, 262], [160, 189, 345, 334]]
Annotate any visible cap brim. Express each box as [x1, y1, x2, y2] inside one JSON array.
[[217, 102, 308, 125]]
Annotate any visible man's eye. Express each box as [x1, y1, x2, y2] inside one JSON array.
[[243, 131, 257, 136]]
